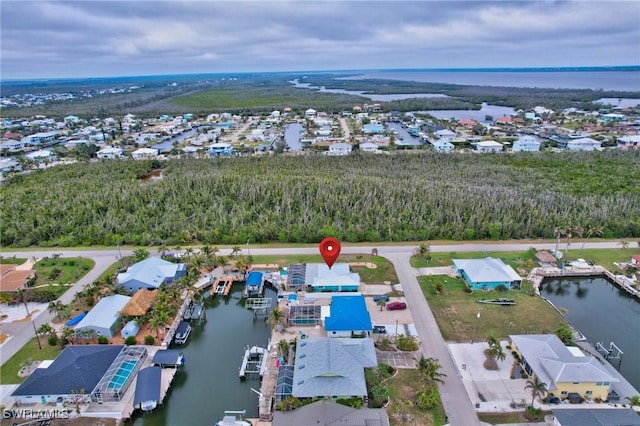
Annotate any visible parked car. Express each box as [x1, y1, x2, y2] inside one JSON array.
[[373, 294, 390, 302], [548, 396, 560, 405], [373, 325, 387, 334], [386, 301, 407, 311]]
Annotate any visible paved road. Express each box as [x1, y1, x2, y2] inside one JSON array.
[[0, 241, 634, 423]]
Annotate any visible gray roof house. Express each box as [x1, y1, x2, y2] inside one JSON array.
[[272, 400, 390, 426], [11, 345, 124, 404], [453, 257, 522, 290], [74, 294, 131, 338], [553, 408, 640, 426], [292, 338, 377, 399], [117, 256, 187, 294]]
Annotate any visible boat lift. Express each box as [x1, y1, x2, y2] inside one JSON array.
[[596, 341, 624, 367], [245, 298, 271, 317]]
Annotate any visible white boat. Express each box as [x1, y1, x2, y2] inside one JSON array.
[[216, 410, 251, 426], [174, 321, 192, 344]]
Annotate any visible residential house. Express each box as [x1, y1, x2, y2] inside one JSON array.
[[0, 265, 35, 293], [272, 400, 389, 426], [208, 142, 234, 157], [0, 139, 25, 152], [74, 294, 131, 338], [116, 256, 187, 294], [452, 257, 522, 290], [512, 135, 541, 152], [11, 345, 138, 405], [435, 129, 456, 141], [21, 131, 58, 146], [359, 142, 379, 152], [325, 143, 352, 156], [305, 109, 317, 117], [617, 135, 640, 150], [510, 334, 619, 402], [431, 138, 454, 152], [475, 140, 503, 152], [362, 124, 385, 134], [97, 146, 124, 159], [565, 138, 602, 151], [324, 295, 372, 337], [292, 338, 377, 399], [132, 147, 159, 160], [552, 408, 640, 426], [25, 149, 55, 162], [307, 263, 360, 293], [630, 255, 640, 266]]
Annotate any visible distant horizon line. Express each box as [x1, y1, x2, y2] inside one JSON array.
[[2, 65, 639, 83]]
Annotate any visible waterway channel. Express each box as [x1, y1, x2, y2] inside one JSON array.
[[540, 276, 640, 391], [130, 286, 277, 425]]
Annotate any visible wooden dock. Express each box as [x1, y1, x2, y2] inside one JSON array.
[[530, 266, 639, 299], [210, 276, 241, 297], [257, 342, 278, 421]]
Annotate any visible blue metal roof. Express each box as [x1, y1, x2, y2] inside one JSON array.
[[133, 366, 161, 406], [325, 296, 372, 331], [246, 271, 263, 286], [152, 350, 184, 366]]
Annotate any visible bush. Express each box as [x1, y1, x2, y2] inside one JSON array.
[[464, 287, 473, 294], [47, 336, 58, 346], [97, 336, 108, 344], [496, 284, 508, 292], [124, 336, 137, 345], [396, 335, 419, 351], [416, 386, 440, 409], [144, 335, 155, 345]]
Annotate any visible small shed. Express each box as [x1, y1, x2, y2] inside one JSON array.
[[121, 320, 140, 339]]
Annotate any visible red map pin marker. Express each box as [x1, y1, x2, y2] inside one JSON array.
[[319, 237, 341, 269]]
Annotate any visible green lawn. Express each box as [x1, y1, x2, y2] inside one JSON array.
[[250, 254, 399, 284], [418, 275, 566, 342], [0, 257, 27, 265], [0, 338, 61, 384], [386, 369, 447, 426], [565, 247, 640, 272], [411, 249, 538, 274], [478, 411, 552, 424], [33, 257, 95, 287]]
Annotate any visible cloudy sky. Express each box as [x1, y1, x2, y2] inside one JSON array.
[[1, 0, 639, 79]]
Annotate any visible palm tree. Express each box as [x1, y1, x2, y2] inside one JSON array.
[[581, 226, 603, 250], [230, 245, 242, 259], [619, 241, 630, 250], [413, 355, 446, 386], [48, 301, 61, 317], [625, 395, 640, 407], [525, 377, 548, 407], [234, 255, 251, 280], [267, 307, 286, 332]]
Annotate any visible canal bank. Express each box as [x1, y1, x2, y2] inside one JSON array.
[[129, 286, 277, 426], [540, 276, 640, 396]]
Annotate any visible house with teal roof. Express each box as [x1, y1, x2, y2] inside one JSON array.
[[453, 257, 522, 290]]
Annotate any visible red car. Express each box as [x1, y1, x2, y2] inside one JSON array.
[[386, 301, 407, 311]]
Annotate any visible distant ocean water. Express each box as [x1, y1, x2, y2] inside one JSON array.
[[341, 70, 640, 92]]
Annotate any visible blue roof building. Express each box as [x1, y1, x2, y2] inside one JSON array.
[[325, 296, 373, 337], [453, 257, 522, 291], [117, 256, 187, 294]]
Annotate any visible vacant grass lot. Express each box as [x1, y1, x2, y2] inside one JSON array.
[[250, 254, 399, 284], [32, 257, 95, 298], [0, 338, 61, 384], [386, 369, 447, 426], [419, 275, 566, 342], [0, 257, 27, 265]]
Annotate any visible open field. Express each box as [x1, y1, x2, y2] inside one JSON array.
[[418, 276, 567, 342], [386, 369, 447, 426]]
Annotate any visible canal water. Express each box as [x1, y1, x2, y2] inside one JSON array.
[[130, 286, 277, 425], [540, 276, 640, 391]]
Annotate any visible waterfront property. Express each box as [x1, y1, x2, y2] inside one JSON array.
[[325, 295, 373, 337], [510, 334, 618, 402], [116, 256, 187, 294], [291, 338, 377, 400], [552, 408, 640, 426], [453, 257, 522, 290], [243, 271, 264, 298], [272, 400, 390, 426], [74, 294, 131, 338]]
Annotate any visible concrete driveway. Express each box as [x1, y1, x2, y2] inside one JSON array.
[[375, 348, 417, 369]]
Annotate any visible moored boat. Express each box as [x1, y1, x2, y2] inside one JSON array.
[[477, 298, 516, 305]]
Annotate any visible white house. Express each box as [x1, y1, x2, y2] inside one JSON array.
[[617, 135, 640, 150], [305, 108, 317, 117], [131, 147, 159, 160], [435, 129, 456, 141], [431, 138, 454, 152], [475, 140, 503, 153], [566, 137, 601, 151], [0, 139, 25, 152], [21, 132, 58, 146], [325, 142, 352, 156], [25, 150, 55, 162], [359, 142, 379, 152], [97, 146, 124, 159], [512, 135, 541, 152]]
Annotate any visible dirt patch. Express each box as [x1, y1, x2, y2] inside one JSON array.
[[18, 361, 41, 377], [349, 262, 377, 269], [0, 333, 8, 344]]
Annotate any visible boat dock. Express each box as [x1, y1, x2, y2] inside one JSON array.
[[211, 276, 242, 297], [184, 301, 206, 324], [238, 345, 268, 380]]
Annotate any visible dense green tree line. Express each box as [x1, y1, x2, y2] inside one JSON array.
[[1, 151, 638, 247]]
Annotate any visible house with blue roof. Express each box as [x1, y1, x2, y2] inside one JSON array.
[[453, 257, 522, 291], [325, 295, 373, 337], [292, 338, 377, 400], [117, 256, 186, 294], [11, 345, 126, 404]]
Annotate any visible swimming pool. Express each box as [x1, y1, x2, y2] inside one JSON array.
[[108, 359, 138, 389]]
